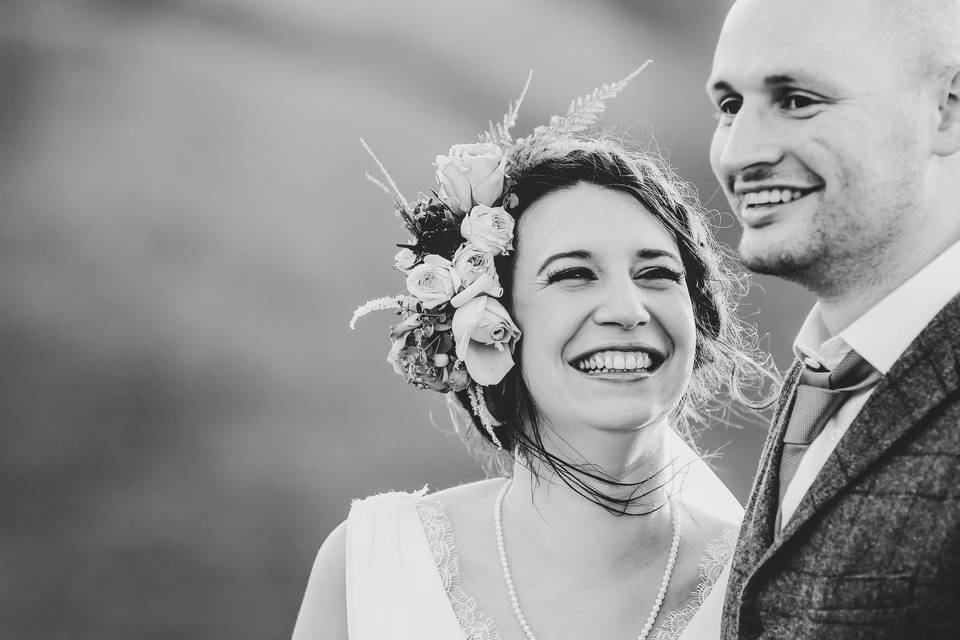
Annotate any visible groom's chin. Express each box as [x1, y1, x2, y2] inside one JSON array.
[[738, 236, 817, 280]]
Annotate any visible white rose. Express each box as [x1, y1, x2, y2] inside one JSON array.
[[405, 254, 461, 309], [460, 205, 515, 256], [394, 247, 418, 271], [435, 143, 506, 210], [450, 243, 503, 307], [452, 296, 521, 385]]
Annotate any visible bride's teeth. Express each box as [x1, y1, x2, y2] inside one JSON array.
[[576, 350, 656, 372]]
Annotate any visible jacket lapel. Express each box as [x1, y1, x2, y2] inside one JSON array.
[[764, 294, 960, 556]]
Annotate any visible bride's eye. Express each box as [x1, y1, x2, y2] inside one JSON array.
[[636, 266, 684, 284], [544, 266, 596, 284]]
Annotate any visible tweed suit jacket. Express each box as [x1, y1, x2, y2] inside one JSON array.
[[721, 293, 960, 639]]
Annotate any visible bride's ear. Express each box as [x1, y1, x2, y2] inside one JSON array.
[[932, 67, 960, 156]]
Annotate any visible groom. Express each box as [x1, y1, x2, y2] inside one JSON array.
[[706, 0, 960, 637]]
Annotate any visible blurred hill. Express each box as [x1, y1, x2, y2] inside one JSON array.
[[0, 1, 813, 638]]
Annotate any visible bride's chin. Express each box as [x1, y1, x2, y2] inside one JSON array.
[[579, 410, 673, 435]]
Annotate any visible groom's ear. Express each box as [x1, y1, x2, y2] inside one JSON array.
[[932, 67, 960, 156]]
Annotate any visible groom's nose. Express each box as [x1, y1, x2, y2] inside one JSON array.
[[714, 104, 785, 180]]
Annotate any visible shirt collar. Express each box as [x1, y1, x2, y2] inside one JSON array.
[[794, 239, 960, 374]]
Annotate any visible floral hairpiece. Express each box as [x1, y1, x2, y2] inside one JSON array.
[[351, 63, 651, 448]]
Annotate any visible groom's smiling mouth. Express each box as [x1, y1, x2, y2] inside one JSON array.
[[734, 183, 824, 226]]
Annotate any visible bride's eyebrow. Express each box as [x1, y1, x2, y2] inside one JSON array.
[[536, 250, 592, 276], [637, 248, 681, 263]]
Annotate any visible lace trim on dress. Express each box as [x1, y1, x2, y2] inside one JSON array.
[[652, 527, 739, 640], [413, 493, 735, 640], [416, 497, 502, 640]]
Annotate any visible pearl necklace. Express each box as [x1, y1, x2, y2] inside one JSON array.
[[494, 478, 681, 640]]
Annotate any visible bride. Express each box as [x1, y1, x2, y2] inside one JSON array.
[[293, 69, 774, 639]]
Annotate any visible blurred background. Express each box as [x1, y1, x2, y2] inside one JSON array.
[[0, 1, 814, 638]]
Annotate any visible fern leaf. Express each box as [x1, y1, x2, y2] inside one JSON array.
[[499, 69, 532, 143], [533, 61, 651, 138], [478, 69, 533, 146]]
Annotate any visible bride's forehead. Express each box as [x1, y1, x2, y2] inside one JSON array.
[[515, 186, 675, 252]]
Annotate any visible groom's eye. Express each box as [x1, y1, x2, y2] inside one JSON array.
[[719, 96, 741, 113], [783, 92, 823, 112], [715, 96, 742, 121], [776, 89, 828, 116]]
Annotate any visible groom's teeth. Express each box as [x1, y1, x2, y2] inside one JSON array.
[[743, 189, 805, 206]]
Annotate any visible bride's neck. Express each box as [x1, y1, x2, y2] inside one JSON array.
[[503, 423, 674, 570]]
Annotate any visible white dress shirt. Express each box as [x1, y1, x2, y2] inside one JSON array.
[[780, 239, 960, 529]]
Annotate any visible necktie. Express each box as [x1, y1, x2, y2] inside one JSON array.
[[778, 349, 882, 509]]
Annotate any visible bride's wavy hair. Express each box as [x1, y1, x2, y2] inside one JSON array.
[[452, 135, 778, 513]]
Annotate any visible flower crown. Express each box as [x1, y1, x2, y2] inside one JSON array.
[[350, 63, 650, 448]]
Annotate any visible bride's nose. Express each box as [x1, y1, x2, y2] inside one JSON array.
[[592, 275, 651, 330]]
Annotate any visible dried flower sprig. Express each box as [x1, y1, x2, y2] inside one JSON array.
[[350, 295, 403, 330]]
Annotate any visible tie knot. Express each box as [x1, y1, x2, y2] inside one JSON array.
[[800, 349, 880, 392]]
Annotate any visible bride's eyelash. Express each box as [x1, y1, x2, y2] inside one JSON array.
[[544, 266, 595, 284], [639, 266, 685, 282], [544, 266, 685, 285]]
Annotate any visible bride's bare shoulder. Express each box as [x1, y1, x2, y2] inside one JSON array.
[[428, 477, 506, 530], [429, 477, 506, 506]]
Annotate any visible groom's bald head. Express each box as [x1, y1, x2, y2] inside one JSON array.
[[719, 0, 960, 85], [877, 0, 960, 78]]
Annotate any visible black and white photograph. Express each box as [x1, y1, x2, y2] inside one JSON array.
[[3, 1, 959, 639]]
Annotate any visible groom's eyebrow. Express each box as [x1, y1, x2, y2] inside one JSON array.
[[707, 79, 734, 95], [537, 250, 592, 275], [708, 74, 803, 94]]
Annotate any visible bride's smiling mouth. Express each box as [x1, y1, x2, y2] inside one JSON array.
[[568, 346, 666, 380]]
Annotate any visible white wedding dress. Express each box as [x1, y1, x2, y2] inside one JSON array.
[[293, 431, 737, 640]]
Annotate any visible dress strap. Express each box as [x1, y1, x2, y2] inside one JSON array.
[[345, 490, 467, 639]]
